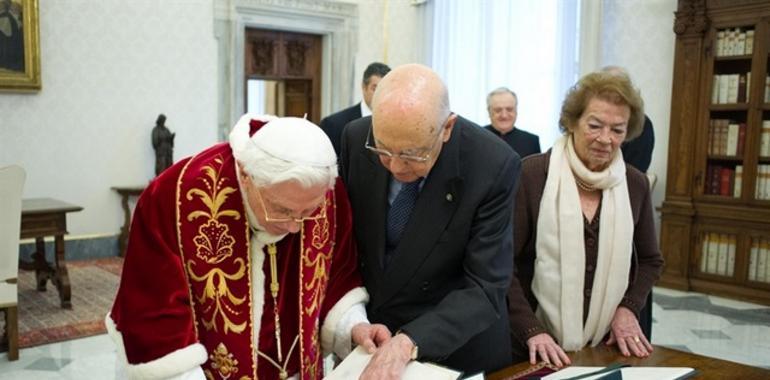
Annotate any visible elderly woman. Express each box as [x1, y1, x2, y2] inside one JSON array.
[[507, 72, 664, 367]]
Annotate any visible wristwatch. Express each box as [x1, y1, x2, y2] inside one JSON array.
[[397, 331, 419, 360]]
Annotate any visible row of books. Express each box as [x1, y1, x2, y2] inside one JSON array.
[[760, 121, 770, 157], [715, 27, 754, 57], [755, 165, 770, 200], [711, 73, 749, 104], [707, 119, 745, 156], [705, 165, 742, 197], [699, 233, 736, 276], [749, 238, 770, 283]]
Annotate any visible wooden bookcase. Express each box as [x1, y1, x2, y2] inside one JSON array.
[[660, 0, 770, 305]]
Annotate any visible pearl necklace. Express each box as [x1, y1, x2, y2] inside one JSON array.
[[575, 177, 598, 192]]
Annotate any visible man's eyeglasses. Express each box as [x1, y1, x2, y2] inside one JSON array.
[[253, 186, 326, 223], [364, 125, 444, 164]]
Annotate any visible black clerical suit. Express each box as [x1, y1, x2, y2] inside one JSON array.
[[483, 125, 541, 159], [340, 115, 520, 373], [319, 103, 363, 156]]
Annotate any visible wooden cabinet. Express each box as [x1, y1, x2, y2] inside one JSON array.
[[660, 0, 770, 305]]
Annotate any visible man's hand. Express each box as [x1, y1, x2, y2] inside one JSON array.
[[351, 323, 391, 354], [359, 332, 413, 380], [605, 306, 653, 358], [526, 333, 571, 367]]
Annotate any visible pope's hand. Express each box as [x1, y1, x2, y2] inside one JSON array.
[[359, 333, 413, 380], [351, 322, 391, 353]]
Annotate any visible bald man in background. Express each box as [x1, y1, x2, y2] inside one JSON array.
[[340, 64, 521, 378]]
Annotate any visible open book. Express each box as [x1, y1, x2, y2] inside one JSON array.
[[542, 366, 696, 380], [324, 346, 462, 379]]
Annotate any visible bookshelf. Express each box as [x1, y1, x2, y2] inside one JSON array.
[[660, 0, 770, 305]]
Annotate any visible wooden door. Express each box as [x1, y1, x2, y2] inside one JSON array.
[[244, 29, 322, 124]]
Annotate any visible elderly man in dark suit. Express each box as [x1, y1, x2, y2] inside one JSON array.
[[484, 87, 541, 158], [320, 62, 391, 156], [340, 64, 521, 378]]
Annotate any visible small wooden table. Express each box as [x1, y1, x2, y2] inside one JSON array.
[[488, 345, 770, 380], [19, 198, 83, 309], [111, 186, 145, 257]]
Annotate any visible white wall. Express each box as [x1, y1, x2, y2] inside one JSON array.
[[341, 0, 428, 108], [0, 0, 218, 236], [600, 0, 678, 228]]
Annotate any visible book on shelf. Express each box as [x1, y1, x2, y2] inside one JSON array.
[[760, 121, 770, 157], [727, 235, 736, 276], [718, 74, 729, 104], [746, 29, 754, 54], [736, 123, 746, 156], [701, 234, 710, 273], [734, 165, 743, 198], [749, 242, 758, 281], [717, 234, 729, 275], [716, 30, 725, 56], [707, 233, 719, 274], [746, 71, 751, 99], [719, 167, 734, 197], [726, 123, 739, 156], [737, 74, 747, 103], [757, 239, 768, 283]]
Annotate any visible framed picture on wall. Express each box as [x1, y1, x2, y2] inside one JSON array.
[[0, 0, 40, 91]]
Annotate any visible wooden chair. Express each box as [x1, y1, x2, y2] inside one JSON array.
[[0, 165, 26, 360]]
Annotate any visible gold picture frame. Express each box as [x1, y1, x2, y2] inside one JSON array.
[[0, 0, 40, 91]]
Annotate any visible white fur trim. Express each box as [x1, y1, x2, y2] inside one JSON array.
[[320, 287, 369, 357], [105, 314, 207, 380]]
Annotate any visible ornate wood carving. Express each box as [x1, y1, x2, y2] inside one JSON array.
[[673, 0, 708, 36], [285, 40, 309, 76], [250, 38, 275, 75]]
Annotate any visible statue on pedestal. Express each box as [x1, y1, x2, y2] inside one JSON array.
[[151, 114, 175, 176]]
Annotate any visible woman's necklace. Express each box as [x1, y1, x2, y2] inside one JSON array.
[[575, 177, 598, 192], [255, 243, 299, 380]]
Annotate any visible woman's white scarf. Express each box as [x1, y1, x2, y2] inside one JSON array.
[[532, 134, 633, 350]]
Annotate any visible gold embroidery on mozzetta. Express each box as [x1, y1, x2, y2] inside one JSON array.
[[302, 247, 331, 316], [188, 258, 248, 334], [184, 155, 248, 334], [209, 342, 240, 379], [310, 199, 330, 249], [187, 156, 241, 264]]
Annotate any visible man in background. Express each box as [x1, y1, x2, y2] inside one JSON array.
[[341, 64, 520, 378], [484, 87, 541, 158], [320, 62, 391, 156]]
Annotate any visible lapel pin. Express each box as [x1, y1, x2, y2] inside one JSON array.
[[446, 193, 453, 202]]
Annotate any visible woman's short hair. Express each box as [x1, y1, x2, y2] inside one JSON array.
[[558, 71, 644, 141]]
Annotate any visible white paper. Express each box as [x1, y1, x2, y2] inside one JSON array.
[[543, 366, 695, 380], [324, 346, 462, 380]]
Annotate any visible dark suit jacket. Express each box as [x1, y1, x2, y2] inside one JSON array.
[[483, 125, 541, 158], [340, 116, 521, 373], [319, 103, 362, 156], [621, 115, 655, 172]]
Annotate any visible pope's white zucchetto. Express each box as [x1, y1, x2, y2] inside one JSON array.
[[229, 113, 336, 168]]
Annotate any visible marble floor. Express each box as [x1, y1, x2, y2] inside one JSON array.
[[0, 287, 768, 379]]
